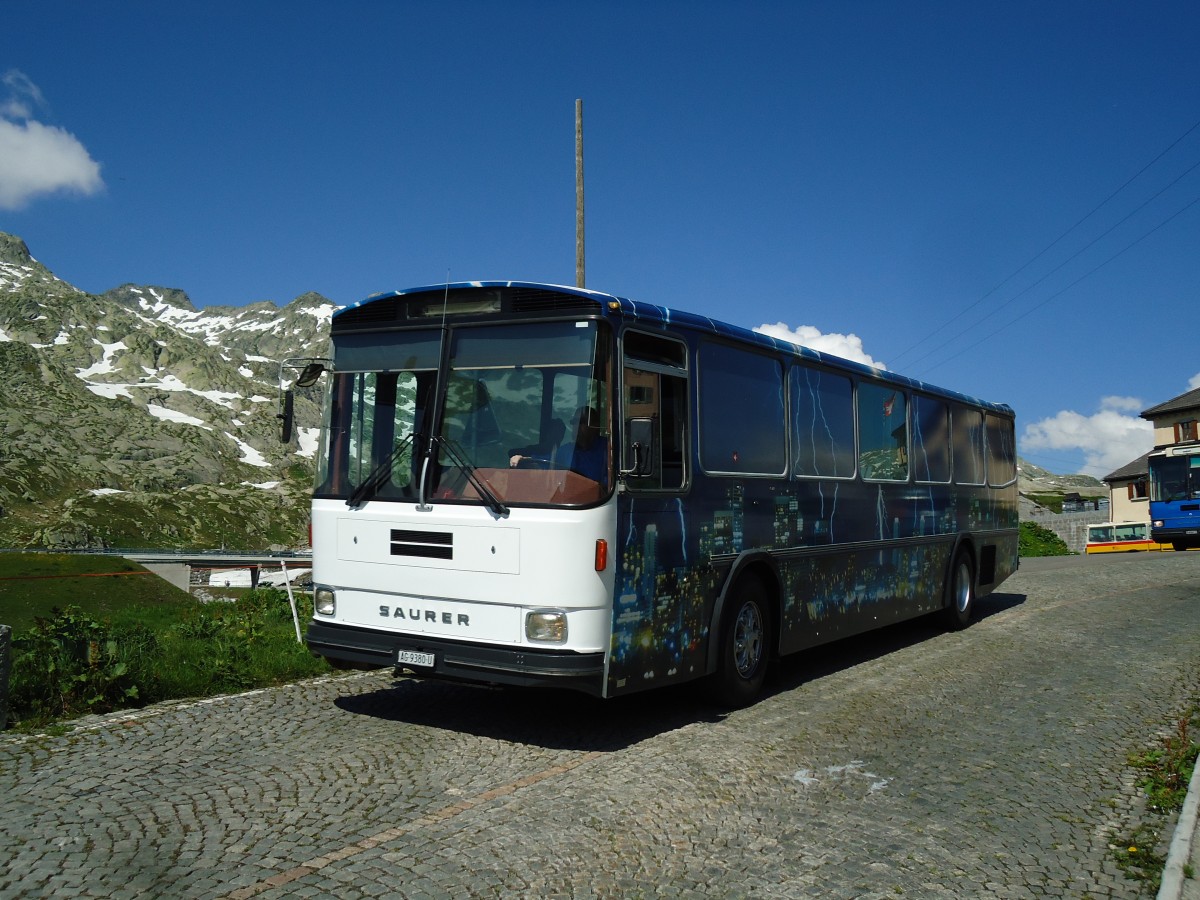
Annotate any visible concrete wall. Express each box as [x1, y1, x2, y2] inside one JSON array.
[[141, 562, 192, 593], [1023, 506, 1109, 554]]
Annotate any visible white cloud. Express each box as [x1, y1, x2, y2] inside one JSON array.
[[1021, 396, 1152, 476], [1097, 395, 1143, 413], [754, 322, 885, 369], [0, 69, 103, 210], [0, 70, 44, 119], [1189, 372, 1200, 391]]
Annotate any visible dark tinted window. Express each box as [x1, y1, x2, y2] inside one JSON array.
[[912, 395, 950, 483], [699, 343, 785, 474], [953, 406, 986, 485], [986, 414, 1016, 486], [790, 366, 855, 478]]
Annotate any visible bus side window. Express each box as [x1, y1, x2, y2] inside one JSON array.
[[912, 394, 950, 483], [858, 382, 908, 481], [790, 366, 854, 478], [698, 342, 786, 475], [986, 413, 1016, 487], [953, 406, 986, 486]]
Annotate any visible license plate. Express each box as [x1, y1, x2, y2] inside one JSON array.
[[397, 649, 435, 668]]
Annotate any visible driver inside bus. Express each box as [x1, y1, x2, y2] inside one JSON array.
[[510, 406, 608, 486]]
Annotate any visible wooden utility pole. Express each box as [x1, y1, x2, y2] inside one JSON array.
[[575, 99, 585, 289]]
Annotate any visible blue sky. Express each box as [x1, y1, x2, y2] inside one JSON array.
[[2, 1, 1198, 478]]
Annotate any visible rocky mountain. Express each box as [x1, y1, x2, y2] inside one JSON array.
[[0, 233, 332, 550], [1, 232, 1110, 550], [1017, 458, 1106, 496]]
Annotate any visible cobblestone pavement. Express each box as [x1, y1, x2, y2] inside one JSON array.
[[2, 553, 1198, 899]]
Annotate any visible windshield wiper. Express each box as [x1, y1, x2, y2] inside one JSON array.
[[346, 434, 415, 508], [434, 436, 509, 517]]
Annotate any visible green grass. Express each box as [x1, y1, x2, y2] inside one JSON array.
[[1024, 492, 1066, 513], [1, 553, 330, 729], [1128, 707, 1200, 814], [1111, 704, 1200, 893], [0, 552, 195, 633]]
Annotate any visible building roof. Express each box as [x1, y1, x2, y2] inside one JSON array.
[[1141, 387, 1200, 420], [1103, 451, 1151, 483]]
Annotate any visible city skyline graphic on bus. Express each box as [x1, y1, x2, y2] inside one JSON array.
[[608, 381, 1017, 693]]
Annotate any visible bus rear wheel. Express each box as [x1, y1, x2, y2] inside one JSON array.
[[707, 577, 772, 708], [944, 547, 975, 631]]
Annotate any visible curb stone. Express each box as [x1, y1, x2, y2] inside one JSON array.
[[1158, 746, 1200, 900]]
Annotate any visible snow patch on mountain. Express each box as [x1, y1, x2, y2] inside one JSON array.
[[77, 340, 128, 379], [296, 427, 320, 458], [147, 405, 210, 428], [226, 432, 270, 467], [300, 303, 337, 321], [0, 259, 78, 295]]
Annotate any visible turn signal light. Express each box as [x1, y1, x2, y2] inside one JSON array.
[[595, 539, 608, 571]]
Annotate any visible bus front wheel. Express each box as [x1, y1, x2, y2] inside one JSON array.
[[944, 547, 975, 631], [707, 577, 772, 708]]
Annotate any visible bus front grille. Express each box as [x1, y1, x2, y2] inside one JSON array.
[[390, 529, 453, 560]]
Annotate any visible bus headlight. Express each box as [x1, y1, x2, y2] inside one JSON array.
[[525, 610, 568, 643], [314, 588, 336, 617], [1153, 520, 1164, 528]]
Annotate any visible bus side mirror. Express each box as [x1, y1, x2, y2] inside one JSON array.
[[294, 362, 325, 387], [622, 417, 656, 478], [278, 389, 295, 443]]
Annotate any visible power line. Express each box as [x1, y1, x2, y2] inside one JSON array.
[[914, 192, 1200, 378], [889, 116, 1200, 368], [903, 156, 1200, 371]]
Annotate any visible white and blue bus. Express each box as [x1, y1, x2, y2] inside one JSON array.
[[286, 282, 1018, 706], [1149, 445, 1200, 550]]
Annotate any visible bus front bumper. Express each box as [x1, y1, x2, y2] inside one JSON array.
[[306, 620, 607, 695], [1150, 526, 1200, 549]]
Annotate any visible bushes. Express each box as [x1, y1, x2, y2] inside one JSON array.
[[1019, 520, 1073, 556], [8, 608, 150, 720], [7, 588, 327, 729]]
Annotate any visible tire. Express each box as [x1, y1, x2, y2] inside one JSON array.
[[944, 547, 975, 631], [707, 577, 772, 708], [1172, 542, 1186, 552]]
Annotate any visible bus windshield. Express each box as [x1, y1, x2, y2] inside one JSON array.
[[1150, 454, 1200, 502], [315, 320, 612, 508]]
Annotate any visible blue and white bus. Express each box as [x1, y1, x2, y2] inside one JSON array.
[[287, 282, 1018, 706], [1148, 445, 1200, 550]]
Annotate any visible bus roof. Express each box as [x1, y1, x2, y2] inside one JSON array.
[[337, 280, 1014, 417]]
